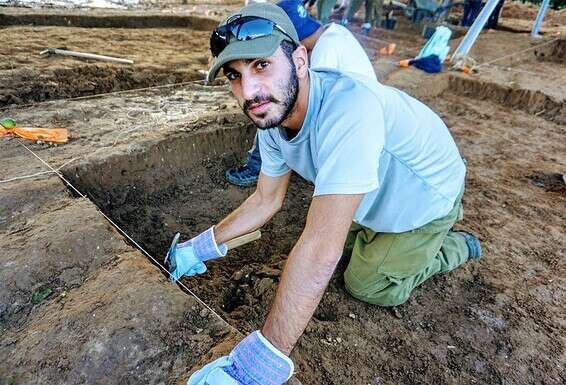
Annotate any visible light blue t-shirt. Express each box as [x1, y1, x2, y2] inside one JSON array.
[[258, 69, 466, 233]]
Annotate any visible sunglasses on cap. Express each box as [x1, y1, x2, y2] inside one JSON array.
[[210, 15, 298, 57]]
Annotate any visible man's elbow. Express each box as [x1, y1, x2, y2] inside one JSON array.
[[274, 194, 286, 212], [251, 191, 284, 218], [267, 195, 284, 217]]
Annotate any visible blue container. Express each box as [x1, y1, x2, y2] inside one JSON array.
[[422, 25, 436, 39], [384, 18, 397, 30]]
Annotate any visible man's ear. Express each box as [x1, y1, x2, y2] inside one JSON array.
[[292, 45, 309, 78]]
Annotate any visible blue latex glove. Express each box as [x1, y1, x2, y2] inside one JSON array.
[[165, 227, 227, 281], [187, 331, 294, 385]]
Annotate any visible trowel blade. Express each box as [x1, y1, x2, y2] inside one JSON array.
[[164, 232, 180, 272]]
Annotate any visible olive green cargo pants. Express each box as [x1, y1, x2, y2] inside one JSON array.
[[343, 194, 469, 306], [346, 0, 384, 27], [317, 0, 338, 24]]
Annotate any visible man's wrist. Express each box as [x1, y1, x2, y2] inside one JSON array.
[[229, 330, 294, 384], [191, 227, 227, 262], [261, 326, 293, 356]]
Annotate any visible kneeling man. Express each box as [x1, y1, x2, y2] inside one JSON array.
[[176, 3, 481, 384]]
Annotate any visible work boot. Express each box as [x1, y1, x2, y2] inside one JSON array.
[[225, 164, 260, 187], [361, 23, 371, 35], [455, 231, 482, 261]]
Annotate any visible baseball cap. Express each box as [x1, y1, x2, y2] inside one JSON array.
[[277, 0, 321, 41], [207, 3, 300, 82]]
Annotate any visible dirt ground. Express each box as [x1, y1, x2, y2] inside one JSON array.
[[1, 1, 565, 385], [0, 25, 213, 106]]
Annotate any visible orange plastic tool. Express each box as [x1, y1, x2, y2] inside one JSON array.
[[378, 43, 397, 56], [0, 120, 68, 144], [462, 64, 472, 75]]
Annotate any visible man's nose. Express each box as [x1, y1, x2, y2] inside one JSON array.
[[240, 74, 261, 101]]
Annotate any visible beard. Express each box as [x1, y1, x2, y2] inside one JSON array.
[[242, 62, 299, 130]]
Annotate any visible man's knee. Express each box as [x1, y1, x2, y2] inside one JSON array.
[[344, 270, 410, 307]]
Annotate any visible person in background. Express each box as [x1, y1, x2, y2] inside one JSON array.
[[225, 0, 377, 187], [316, 0, 338, 24], [486, 0, 505, 29], [461, 0, 482, 27], [304, 0, 317, 10], [342, 0, 383, 35]]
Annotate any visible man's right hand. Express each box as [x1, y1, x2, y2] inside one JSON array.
[[165, 227, 227, 281], [168, 243, 208, 281]]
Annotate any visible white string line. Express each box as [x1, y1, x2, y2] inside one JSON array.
[[0, 156, 78, 185], [17, 139, 239, 333], [0, 170, 54, 184], [0, 77, 218, 112], [481, 63, 565, 80]]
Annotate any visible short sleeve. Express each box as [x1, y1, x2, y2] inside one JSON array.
[[313, 79, 385, 196], [258, 129, 291, 177]]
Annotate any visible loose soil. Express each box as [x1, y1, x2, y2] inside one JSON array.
[[1, 3, 565, 385]]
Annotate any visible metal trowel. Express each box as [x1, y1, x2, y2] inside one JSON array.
[[164, 232, 181, 273]]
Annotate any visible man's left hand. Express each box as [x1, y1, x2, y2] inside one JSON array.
[[187, 331, 294, 385]]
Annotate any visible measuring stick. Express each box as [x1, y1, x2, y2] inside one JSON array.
[[40, 48, 134, 65]]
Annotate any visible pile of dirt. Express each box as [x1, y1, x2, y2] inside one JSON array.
[[502, 1, 566, 26], [501, 1, 541, 20]]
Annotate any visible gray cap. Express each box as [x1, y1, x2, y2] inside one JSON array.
[[207, 3, 299, 82]]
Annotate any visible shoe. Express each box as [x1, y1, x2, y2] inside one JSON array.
[[225, 164, 260, 187], [341, 18, 349, 27], [455, 231, 482, 261]]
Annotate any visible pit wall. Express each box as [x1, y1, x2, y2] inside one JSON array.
[[385, 69, 565, 125], [535, 39, 566, 63], [1, 65, 207, 107], [447, 74, 566, 125], [63, 115, 255, 215]]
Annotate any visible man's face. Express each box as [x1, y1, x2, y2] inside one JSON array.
[[223, 46, 298, 129]]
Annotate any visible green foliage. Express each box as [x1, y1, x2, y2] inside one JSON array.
[[31, 287, 53, 304]]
